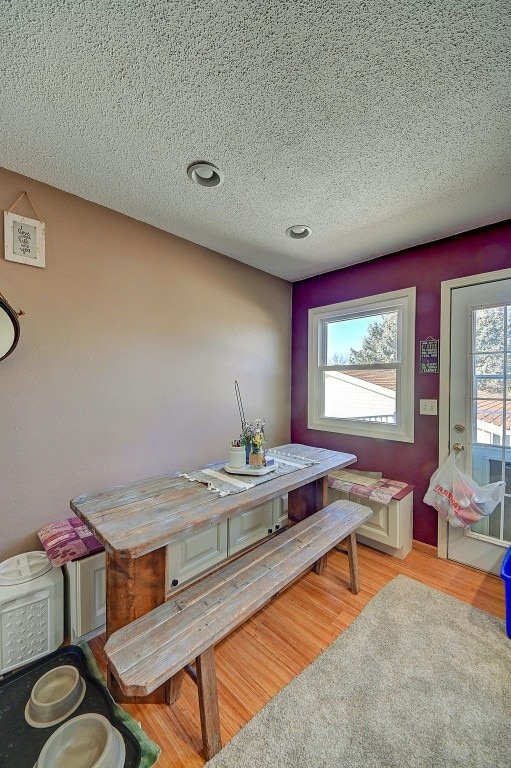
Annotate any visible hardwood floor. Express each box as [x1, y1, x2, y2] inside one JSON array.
[[88, 543, 506, 767]]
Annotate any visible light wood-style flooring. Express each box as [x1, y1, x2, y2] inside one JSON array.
[[89, 543, 506, 767]]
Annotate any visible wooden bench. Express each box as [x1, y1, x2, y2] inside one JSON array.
[[104, 499, 372, 759]]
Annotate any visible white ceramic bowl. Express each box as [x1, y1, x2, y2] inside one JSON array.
[[25, 665, 86, 728], [35, 713, 125, 768]]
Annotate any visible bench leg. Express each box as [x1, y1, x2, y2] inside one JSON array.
[[165, 670, 184, 705], [313, 553, 328, 575], [196, 647, 222, 760], [346, 531, 360, 594]]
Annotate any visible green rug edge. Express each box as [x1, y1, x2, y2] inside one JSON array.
[[79, 642, 161, 767]]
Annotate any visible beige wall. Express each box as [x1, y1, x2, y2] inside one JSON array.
[[0, 168, 291, 560]]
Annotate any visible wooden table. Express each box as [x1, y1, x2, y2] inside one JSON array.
[[71, 443, 356, 702]]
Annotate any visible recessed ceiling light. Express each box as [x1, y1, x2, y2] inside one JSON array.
[[187, 162, 224, 187], [286, 225, 312, 239]]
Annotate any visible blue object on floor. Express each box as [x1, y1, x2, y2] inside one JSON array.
[[500, 546, 511, 639]]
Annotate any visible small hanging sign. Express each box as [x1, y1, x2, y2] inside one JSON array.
[[4, 191, 45, 268], [420, 337, 439, 374]]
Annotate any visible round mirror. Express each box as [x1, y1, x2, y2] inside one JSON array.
[[0, 295, 20, 361]]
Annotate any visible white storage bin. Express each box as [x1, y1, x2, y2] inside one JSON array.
[[0, 551, 64, 674]]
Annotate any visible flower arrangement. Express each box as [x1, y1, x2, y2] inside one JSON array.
[[230, 419, 265, 447], [241, 418, 265, 451]]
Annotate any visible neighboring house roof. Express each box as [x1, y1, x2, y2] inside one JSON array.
[[344, 368, 397, 392], [476, 393, 511, 430]]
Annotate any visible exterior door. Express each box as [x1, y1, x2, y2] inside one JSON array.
[[447, 276, 510, 574]]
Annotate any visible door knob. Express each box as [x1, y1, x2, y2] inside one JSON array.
[[453, 443, 464, 453]]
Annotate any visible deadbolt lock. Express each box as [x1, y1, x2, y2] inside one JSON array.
[[454, 424, 465, 433]]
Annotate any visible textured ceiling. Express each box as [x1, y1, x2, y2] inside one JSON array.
[[1, 1, 510, 281]]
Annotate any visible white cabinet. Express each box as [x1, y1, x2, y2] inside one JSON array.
[[228, 501, 275, 555], [166, 521, 228, 592], [327, 487, 413, 559], [274, 494, 288, 532], [167, 496, 288, 593], [64, 551, 106, 642], [228, 496, 288, 555]]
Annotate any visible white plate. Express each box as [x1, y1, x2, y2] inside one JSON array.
[[224, 463, 276, 476]]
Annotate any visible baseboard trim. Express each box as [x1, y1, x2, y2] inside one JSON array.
[[412, 540, 438, 556]]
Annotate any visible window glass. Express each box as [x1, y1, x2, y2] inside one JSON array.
[[326, 312, 398, 366], [323, 368, 397, 422], [473, 306, 505, 353], [472, 303, 511, 449]]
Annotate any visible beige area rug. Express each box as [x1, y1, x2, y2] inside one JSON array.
[[205, 575, 511, 768]]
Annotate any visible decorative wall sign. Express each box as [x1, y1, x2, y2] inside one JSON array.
[[4, 191, 45, 268], [420, 336, 439, 374]]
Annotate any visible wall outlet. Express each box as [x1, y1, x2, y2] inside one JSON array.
[[419, 399, 438, 415]]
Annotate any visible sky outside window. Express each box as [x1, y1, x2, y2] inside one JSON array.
[[326, 315, 380, 361]]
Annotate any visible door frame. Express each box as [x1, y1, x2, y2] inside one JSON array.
[[437, 267, 511, 559]]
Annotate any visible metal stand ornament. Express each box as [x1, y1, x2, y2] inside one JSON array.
[[232, 381, 266, 466]]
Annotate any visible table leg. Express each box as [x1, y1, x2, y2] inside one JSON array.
[[289, 475, 330, 573], [288, 476, 329, 524], [106, 548, 167, 703]]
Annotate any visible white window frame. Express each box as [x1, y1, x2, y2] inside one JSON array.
[[308, 287, 416, 442]]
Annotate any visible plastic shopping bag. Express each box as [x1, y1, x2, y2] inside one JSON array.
[[423, 451, 505, 528]]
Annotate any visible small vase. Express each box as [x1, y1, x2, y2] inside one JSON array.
[[249, 447, 264, 467]]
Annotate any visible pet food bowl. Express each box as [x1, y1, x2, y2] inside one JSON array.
[[35, 713, 125, 768], [25, 665, 86, 728]]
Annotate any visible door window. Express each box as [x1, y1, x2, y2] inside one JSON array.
[[470, 302, 511, 543]]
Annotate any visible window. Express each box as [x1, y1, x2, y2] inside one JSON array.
[[308, 288, 415, 442]]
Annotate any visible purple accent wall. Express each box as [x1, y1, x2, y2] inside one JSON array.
[[291, 220, 511, 546]]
